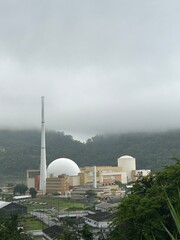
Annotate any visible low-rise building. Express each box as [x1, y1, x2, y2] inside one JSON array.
[[0, 201, 27, 215], [79, 166, 127, 185], [43, 225, 64, 240], [95, 202, 119, 212], [26, 170, 40, 189], [71, 186, 113, 200], [131, 169, 151, 181], [84, 212, 113, 229]]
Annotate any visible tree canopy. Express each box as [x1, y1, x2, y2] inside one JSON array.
[[13, 184, 28, 195], [29, 187, 37, 198], [0, 212, 24, 240], [1, 129, 180, 181], [110, 160, 180, 240]]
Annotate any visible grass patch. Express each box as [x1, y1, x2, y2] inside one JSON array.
[[19, 197, 86, 212], [18, 214, 47, 231], [16, 197, 87, 231]]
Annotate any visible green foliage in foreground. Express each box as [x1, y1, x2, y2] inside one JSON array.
[[59, 219, 93, 240], [163, 189, 180, 240], [0, 212, 24, 240], [110, 160, 180, 240]]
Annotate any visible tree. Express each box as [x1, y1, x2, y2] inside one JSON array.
[[81, 224, 93, 240], [110, 160, 180, 240], [163, 189, 180, 240], [54, 217, 81, 240], [29, 187, 37, 198], [0, 212, 24, 240], [13, 184, 28, 195]]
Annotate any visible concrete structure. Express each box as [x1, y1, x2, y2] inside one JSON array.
[[57, 210, 93, 219], [46, 174, 69, 194], [84, 212, 113, 229], [71, 186, 113, 200], [79, 166, 126, 185], [93, 166, 97, 188], [0, 201, 27, 215], [40, 96, 47, 194], [47, 158, 80, 177], [95, 202, 119, 212], [70, 187, 90, 199], [131, 169, 151, 181], [43, 225, 64, 240], [69, 175, 80, 188], [27, 146, 150, 196], [135, 169, 151, 176], [117, 155, 136, 182], [13, 195, 31, 200], [26, 170, 40, 189]]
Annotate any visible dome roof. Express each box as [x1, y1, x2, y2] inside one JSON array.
[[47, 158, 80, 177], [119, 155, 134, 159]]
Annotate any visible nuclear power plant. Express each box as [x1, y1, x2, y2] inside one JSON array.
[[26, 97, 150, 196]]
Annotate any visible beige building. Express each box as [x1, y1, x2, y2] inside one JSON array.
[[79, 166, 127, 185], [131, 169, 151, 181], [26, 155, 151, 194], [26, 170, 40, 189], [71, 186, 113, 200], [46, 174, 69, 194], [69, 175, 80, 188]]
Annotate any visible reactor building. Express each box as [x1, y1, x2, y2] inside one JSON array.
[[26, 97, 150, 195]]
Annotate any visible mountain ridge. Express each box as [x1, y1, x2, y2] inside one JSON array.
[[0, 129, 180, 179]]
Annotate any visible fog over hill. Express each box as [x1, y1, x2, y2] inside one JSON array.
[[0, 129, 180, 183], [1, 1, 180, 140]]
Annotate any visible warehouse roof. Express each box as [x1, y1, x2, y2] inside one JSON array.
[[0, 201, 10, 209]]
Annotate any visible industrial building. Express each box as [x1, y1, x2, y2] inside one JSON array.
[[26, 97, 150, 196], [0, 201, 27, 215], [26, 170, 40, 189], [26, 154, 151, 195], [46, 174, 69, 194], [84, 212, 113, 229], [79, 165, 126, 185]]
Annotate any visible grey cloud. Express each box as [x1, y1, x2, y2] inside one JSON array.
[[0, 0, 180, 140]]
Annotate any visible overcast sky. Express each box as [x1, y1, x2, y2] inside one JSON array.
[[0, 0, 180, 141]]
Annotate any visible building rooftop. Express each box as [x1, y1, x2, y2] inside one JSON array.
[[43, 225, 64, 238], [96, 202, 111, 208], [85, 212, 113, 222], [0, 201, 10, 208], [96, 202, 118, 210]]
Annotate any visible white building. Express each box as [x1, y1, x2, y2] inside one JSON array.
[[47, 158, 80, 177], [84, 212, 113, 229], [117, 155, 136, 182]]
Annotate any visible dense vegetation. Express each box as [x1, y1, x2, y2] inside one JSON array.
[[110, 160, 180, 240], [1, 129, 180, 180], [0, 213, 29, 240]]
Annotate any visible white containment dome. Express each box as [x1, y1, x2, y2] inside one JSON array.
[[117, 155, 136, 182], [47, 158, 81, 177]]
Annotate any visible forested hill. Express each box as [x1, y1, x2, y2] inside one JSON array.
[[0, 129, 180, 178]]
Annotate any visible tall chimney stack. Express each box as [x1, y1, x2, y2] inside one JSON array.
[[40, 96, 47, 194], [93, 166, 97, 188]]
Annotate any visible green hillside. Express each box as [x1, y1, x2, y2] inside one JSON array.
[[0, 129, 180, 181]]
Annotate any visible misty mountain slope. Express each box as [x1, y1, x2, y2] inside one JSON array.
[[84, 132, 180, 169], [0, 130, 180, 177]]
